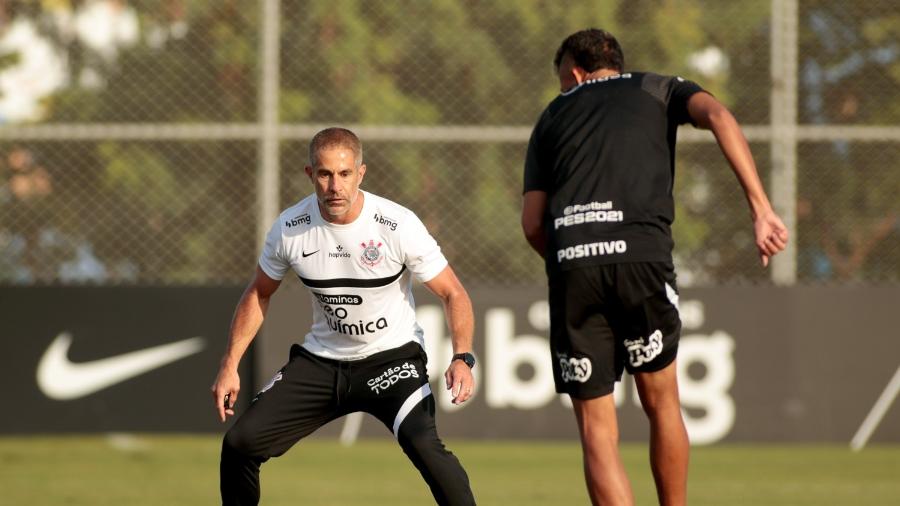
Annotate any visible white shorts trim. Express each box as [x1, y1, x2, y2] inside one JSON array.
[[665, 282, 680, 312], [392, 383, 432, 436]]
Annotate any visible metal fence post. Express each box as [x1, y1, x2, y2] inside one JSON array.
[[769, 0, 799, 285], [257, 0, 281, 252]]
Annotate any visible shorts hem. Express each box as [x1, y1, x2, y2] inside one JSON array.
[[625, 346, 677, 375], [555, 383, 616, 400]]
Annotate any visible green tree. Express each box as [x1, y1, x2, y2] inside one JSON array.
[[4, 0, 895, 285]]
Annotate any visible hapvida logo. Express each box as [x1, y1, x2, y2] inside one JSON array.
[[329, 245, 351, 259], [559, 354, 592, 383], [367, 362, 419, 394], [624, 330, 663, 367]]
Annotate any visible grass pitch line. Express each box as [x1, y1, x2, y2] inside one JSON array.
[[851, 365, 900, 451], [339, 412, 365, 446]]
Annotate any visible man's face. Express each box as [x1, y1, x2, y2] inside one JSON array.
[[305, 147, 366, 220], [557, 52, 580, 92]]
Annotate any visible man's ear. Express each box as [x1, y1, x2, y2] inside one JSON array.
[[571, 65, 589, 84], [304, 165, 313, 178], [357, 163, 367, 184]]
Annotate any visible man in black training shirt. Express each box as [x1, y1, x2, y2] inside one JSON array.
[[522, 29, 788, 506]]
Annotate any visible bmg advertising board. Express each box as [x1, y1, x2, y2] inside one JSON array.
[[261, 283, 900, 445], [2, 285, 898, 445]]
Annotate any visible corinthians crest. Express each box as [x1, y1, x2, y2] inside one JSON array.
[[359, 239, 384, 267]]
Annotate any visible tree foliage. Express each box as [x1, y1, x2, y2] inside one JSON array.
[[1, 0, 896, 285]]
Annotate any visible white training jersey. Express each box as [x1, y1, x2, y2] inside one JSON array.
[[259, 190, 448, 360]]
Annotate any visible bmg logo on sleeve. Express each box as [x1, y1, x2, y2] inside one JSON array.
[[373, 213, 398, 231], [285, 213, 311, 227]]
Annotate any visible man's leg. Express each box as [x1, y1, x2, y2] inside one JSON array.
[[356, 343, 475, 506], [548, 266, 632, 505], [392, 392, 475, 506], [571, 394, 635, 506], [634, 360, 689, 506], [221, 347, 340, 506]]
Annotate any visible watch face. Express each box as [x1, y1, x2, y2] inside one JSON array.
[[455, 353, 475, 368]]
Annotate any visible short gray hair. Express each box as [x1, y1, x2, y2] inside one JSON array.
[[308, 127, 363, 167]]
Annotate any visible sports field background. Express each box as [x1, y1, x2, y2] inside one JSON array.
[[2, 1, 898, 287], [2, 435, 898, 505]]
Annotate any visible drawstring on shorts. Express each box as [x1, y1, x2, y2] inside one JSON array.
[[335, 360, 352, 405]]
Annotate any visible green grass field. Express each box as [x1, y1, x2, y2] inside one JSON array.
[[1, 435, 898, 505]]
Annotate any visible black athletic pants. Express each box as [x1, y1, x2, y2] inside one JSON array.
[[220, 342, 475, 505]]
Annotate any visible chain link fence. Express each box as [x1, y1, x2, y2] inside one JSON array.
[[1, 0, 898, 286]]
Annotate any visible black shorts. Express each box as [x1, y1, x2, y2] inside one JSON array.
[[548, 262, 681, 399]]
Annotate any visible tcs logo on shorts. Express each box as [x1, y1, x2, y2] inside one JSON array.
[[624, 330, 663, 367], [558, 354, 592, 383]]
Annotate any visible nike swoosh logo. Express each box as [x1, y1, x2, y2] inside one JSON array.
[[36, 332, 205, 400], [302, 250, 319, 257]]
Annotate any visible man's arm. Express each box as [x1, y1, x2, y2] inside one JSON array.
[[688, 92, 789, 266], [423, 265, 475, 405], [521, 190, 548, 259], [210, 266, 282, 422]]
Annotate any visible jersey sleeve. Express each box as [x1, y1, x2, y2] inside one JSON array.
[[668, 76, 705, 126], [399, 212, 448, 283], [258, 219, 290, 280], [523, 113, 550, 194]]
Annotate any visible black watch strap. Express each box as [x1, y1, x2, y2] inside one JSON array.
[[452, 352, 476, 369]]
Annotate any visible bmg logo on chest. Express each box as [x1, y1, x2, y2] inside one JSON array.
[[367, 362, 420, 394]]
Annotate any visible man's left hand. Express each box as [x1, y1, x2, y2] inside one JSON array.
[[444, 360, 475, 405]]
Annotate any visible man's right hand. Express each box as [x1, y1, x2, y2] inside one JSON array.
[[754, 210, 789, 267], [211, 367, 240, 422]]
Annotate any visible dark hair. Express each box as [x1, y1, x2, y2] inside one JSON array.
[[554, 28, 624, 73], [308, 127, 363, 167]]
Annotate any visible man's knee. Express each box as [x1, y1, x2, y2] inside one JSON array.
[[397, 425, 446, 457], [573, 395, 619, 429], [635, 361, 681, 416], [223, 424, 265, 459], [572, 395, 622, 448], [637, 386, 682, 423]]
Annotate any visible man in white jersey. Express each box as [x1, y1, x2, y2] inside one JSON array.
[[211, 127, 477, 506]]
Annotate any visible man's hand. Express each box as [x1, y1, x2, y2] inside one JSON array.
[[211, 367, 240, 422], [444, 360, 475, 405], [754, 210, 789, 267]]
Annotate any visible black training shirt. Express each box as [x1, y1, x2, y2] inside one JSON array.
[[523, 72, 704, 274]]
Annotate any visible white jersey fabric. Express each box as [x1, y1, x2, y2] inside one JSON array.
[[259, 190, 448, 360]]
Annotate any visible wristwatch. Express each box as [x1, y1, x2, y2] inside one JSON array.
[[452, 352, 476, 369]]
